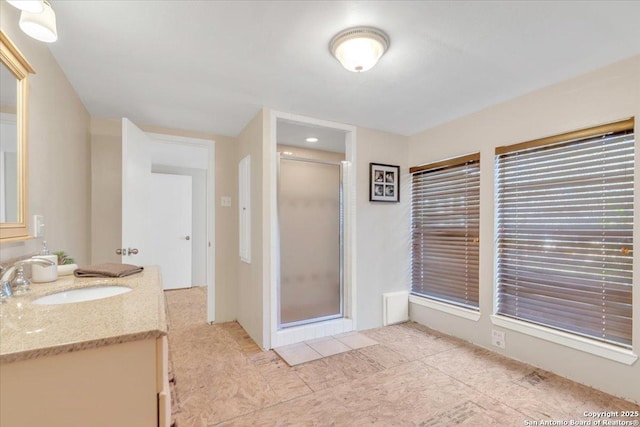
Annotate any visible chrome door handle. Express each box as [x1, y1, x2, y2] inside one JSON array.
[[185, 236, 190, 241], [116, 248, 138, 255]]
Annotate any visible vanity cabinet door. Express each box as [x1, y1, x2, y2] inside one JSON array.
[[0, 339, 158, 427], [157, 335, 171, 427]]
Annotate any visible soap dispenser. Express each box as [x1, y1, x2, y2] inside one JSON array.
[[32, 241, 58, 283]]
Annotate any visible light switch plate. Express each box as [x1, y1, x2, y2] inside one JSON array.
[[33, 214, 45, 237], [221, 196, 232, 207]]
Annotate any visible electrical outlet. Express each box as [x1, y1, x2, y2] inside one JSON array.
[[492, 329, 506, 349], [221, 196, 232, 207]]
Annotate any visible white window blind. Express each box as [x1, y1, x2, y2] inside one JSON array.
[[495, 119, 634, 348], [410, 153, 480, 310]]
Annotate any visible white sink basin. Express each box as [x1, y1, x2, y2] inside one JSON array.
[[32, 285, 132, 305]]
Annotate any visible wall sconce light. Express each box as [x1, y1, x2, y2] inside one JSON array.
[[330, 26, 389, 72], [6, 0, 43, 14], [13, 0, 58, 43]]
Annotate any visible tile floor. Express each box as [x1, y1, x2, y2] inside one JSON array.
[[274, 332, 378, 366], [164, 287, 640, 427]]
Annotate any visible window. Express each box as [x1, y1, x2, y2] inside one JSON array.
[[495, 119, 634, 348], [410, 153, 480, 310]]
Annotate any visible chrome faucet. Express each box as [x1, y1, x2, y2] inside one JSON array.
[[0, 258, 56, 302]]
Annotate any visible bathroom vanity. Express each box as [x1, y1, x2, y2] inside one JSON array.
[[0, 266, 170, 427]]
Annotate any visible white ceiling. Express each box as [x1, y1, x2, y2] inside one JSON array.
[[45, 1, 640, 137]]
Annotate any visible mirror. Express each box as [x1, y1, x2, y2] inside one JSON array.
[[0, 31, 35, 241], [1, 60, 18, 223]]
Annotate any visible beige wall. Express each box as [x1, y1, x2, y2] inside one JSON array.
[[408, 55, 640, 402], [355, 127, 410, 330], [261, 110, 273, 347], [236, 109, 267, 347], [88, 118, 239, 322], [210, 130, 238, 323], [0, 4, 91, 265], [90, 119, 121, 264]]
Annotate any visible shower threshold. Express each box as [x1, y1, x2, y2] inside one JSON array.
[[279, 313, 343, 329]]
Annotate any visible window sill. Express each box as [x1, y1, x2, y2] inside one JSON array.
[[491, 315, 637, 366], [409, 295, 481, 321]]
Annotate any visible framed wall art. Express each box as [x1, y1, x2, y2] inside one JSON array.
[[369, 163, 400, 202]]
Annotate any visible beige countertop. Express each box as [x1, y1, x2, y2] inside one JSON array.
[[0, 266, 167, 364]]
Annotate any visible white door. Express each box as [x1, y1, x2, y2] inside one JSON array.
[[150, 173, 193, 290], [121, 118, 153, 265]]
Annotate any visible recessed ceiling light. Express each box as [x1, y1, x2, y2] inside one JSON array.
[[330, 26, 390, 72], [306, 137, 319, 143]]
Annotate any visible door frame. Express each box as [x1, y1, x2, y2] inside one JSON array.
[[269, 110, 357, 348], [146, 132, 216, 323]]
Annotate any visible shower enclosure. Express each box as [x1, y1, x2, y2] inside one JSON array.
[[277, 153, 343, 328]]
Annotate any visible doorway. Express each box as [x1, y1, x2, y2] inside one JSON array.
[[121, 119, 216, 323], [147, 132, 215, 323], [150, 164, 207, 289], [269, 111, 357, 348]]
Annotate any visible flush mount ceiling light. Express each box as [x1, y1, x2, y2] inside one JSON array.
[[7, 0, 44, 13], [18, 0, 57, 43], [305, 137, 319, 143], [330, 26, 389, 72]]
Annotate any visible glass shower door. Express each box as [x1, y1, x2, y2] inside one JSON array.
[[278, 155, 343, 328]]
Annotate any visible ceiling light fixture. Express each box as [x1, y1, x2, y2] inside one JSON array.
[[18, 0, 57, 43], [7, 0, 44, 13], [330, 26, 389, 72], [305, 137, 319, 143]]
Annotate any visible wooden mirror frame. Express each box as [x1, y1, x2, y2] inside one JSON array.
[[0, 30, 35, 242]]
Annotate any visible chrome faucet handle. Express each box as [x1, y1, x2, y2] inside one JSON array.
[[0, 280, 12, 303], [0, 258, 55, 299], [0, 266, 12, 303], [18, 258, 55, 268]]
